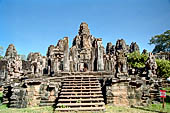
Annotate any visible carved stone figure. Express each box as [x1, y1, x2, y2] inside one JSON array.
[[4, 44, 17, 60], [115, 39, 128, 53], [106, 42, 115, 55], [146, 52, 157, 76], [129, 42, 140, 53], [115, 39, 128, 74], [115, 50, 127, 74]]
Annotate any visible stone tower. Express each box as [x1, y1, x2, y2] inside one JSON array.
[[70, 22, 104, 72]]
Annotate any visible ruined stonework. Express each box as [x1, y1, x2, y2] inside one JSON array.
[[106, 42, 115, 55], [129, 42, 140, 53], [47, 37, 69, 74], [115, 39, 129, 53], [0, 60, 7, 86], [4, 44, 17, 60], [2, 44, 26, 107], [27, 52, 46, 76], [0, 22, 162, 109], [115, 39, 128, 78], [146, 52, 157, 77], [70, 22, 104, 72], [154, 51, 170, 60]]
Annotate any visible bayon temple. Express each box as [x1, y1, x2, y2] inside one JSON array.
[[0, 22, 161, 111]]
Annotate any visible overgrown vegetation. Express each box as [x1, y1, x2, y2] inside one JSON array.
[[127, 51, 170, 78], [156, 59, 170, 78], [127, 51, 148, 68]]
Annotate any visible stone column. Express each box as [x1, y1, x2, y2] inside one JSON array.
[[63, 37, 70, 72], [97, 39, 104, 71]]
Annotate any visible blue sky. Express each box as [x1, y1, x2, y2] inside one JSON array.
[[0, 0, 170, 56]]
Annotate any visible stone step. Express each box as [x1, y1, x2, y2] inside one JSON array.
[[9, 104, 18, 108], [57, 102, 105, 107], [65, 77, 98, 79], [60, 91, 102, 95], [58, 98, 104, 102], [62, 84, 101, 87], [40, 100, 55, 103], [64, 75, 97, 78], [39, 103, 55, 106], [62, 81, 99, 83], [62, 86, 100, 88], [64, 79, 98, 81], [55, 106, 105, 111], [63, 83, 100, 85], [2, 101, 9, 104], [56, 75, 104, 111], [10, 101, 19, 104], [61, 88, 101, 92], [60, 95, 103, 98]]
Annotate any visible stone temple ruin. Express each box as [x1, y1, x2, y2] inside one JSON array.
[[0, 22, 162, 111]]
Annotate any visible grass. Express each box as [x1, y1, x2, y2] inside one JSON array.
[[0, 105, 159, 113], [0, 104, 169, 113], [0, 92, 3, 106], [105, 105, 157, 113], [0, 91, 169, 113], [0, 92, 3, 98], [144, 103, 170, 113], [0, 106, 54, 113]]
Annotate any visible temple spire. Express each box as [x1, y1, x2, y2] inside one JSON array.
[[78, 22, 90, 36]]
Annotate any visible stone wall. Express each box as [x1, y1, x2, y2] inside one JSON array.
[[47, 37, 69, 75], [26, 81, 41, 107], [0, 60, 7, 86], [154, 51, 170, 60], [106, 81, 129, 106]]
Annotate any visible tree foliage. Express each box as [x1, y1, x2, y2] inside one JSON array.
[[0, 46, 3, 60], [149, 30, 170, 53], [127, 51, 148, 68], [156, 59, 170, 78], [18, 54, 26, 61]]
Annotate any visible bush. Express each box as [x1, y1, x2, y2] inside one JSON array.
[[156, 59, 170, 78], [0, 56, 3, 60], [0, 92, 3, 105], [127, 51, 148, 68]]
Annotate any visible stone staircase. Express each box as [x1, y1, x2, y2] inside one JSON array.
[[55, 75, 105, 112]]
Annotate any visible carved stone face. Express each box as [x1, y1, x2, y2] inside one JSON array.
[[5, 44, 17, 59], [78, 22, 90, 36]]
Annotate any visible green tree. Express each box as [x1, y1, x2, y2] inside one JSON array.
[[127, 51, 148, 68], [0, 46, 3, 60], [18, 54, 26, 60], [156, 59, 170, 78], [149, 30, 170, 53]]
